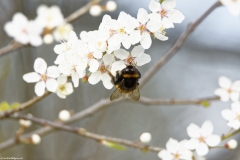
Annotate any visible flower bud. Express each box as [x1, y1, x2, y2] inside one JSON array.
[[89, 5, 102, 17], [225, 139, 238, 149], [82, 75, 89, 83], [43, 34, 54, 44], [58, 110, 71, 121], [19, 119, 32, 128], [106, 1, 117, 12], [31, 134, 41, 144], [140, 132, 151, 143]]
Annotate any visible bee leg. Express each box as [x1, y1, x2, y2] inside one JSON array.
[[113, 71, 123, 85], [137, 70, 141, 78]]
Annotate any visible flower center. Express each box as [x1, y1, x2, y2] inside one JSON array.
[[139, 24, 146, 33], [41, 74, 48, 82], [173, 153, 180, 160], [59, 85, 66, 91], [159, 9, 167, 18], [199, 136, 205, 143], [126, 55, 135, 65], [227, 88, 232, 94], [160, 26, 166, 35], [99, 65, 107, 73], [87, 53, 94, 59], [21, 28, 28, 34], [109, 29, 117, 37], [119, 28, 125, 34]]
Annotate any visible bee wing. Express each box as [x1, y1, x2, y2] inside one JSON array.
[[110, 88, 122, 101], [128, 86, 140, 101]]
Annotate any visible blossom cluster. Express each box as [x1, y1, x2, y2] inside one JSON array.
[[220, 0, 240, 16], [22, 0, 185, 98], [4, 5, 73, 45]]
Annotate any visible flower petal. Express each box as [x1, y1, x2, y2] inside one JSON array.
[[114, 49, 129, 60], [214, 88, 229, 102], [166, 138, 179, 154], [57, 75, 67, 85], [34, 58, 47, 74], [111, 61, 126, 75], [149, 0, 161, 12], [232, 80, 240, 91], [46, 78, 58, 92], [131, 45, 145, 57], [71, 72, 79, 88], [158, 150, 173, 160], [23, 72, 41, 83], [219, 76, 232, 89], [65, 82, 74, 94], [102, 73, 113, 89], [231, 102, 240, 114], [130, 30, 141, 45], [227, 119, 240, 130], [102, 54, 114, 66], [89, 59, 99, 73], [154, 31, 169, 41], [35, 81, 45, 96], [221, 109, 237, 121], [162, 17, 174, 29], [205, 134, 220, 147], [47, 66, 59, 78], [140, 32, 152, 49], [200, 121, 213, 137], [162, 0, 176, 10], [121, 34, 131, 49], [187, 123, 201, 138], [195, 142, 209, 156], [135, 53, 151, 66], [88, 71, 101, 85], [167, 9, 185, 23], [137, 8, 149, 24]]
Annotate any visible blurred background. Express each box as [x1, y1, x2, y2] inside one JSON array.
[[0, 0, 240, 159]]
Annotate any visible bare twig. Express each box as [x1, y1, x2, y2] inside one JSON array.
[[139, 1, 222, 87], [0, 91, 51, 119], [221, 129, 240, 141], [138, 96, 220, 106], [0, 0, 102, 57], [10, 114, 163, 153]]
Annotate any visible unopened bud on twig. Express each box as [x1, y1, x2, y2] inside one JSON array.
[[19, 119, 32, 128], [225, 139, 238, 149], [106, 1, 117, 12], [140, 132, 152, 144], [89, 5, 102, 17], [30, 134, 41, 145], [58, 110, 71, 121]]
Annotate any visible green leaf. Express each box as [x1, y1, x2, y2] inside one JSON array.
[[201, 101, 210, 108], [101, 140, 126, 151], [0, 102, 10, 111], [160, 0, 164, 3]]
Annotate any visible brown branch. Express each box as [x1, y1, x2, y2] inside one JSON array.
[[139, 1, 222, 87], [138, 96, 220, 105], [0, 0, 102, 57], [9, 114, 163, 153], [0, 91, 51, 119]]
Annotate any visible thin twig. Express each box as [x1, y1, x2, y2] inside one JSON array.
[[10, 114, 163, 153], [139, 1, 222, 87], [0, 91, 51, 119], [221, 129, 240, 141], [138, 96, 220, 105], [0, 0, 102, 57]]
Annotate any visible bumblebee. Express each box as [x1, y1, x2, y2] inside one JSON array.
[[108, 65, 141, 101]]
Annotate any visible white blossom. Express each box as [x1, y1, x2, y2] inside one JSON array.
[[56, 75, 74, 98], [111, 45, 151, 74], [53, 23, 74, 42], [220, 0, 240, 16], [88, 54, 114, 89], [226, 139, 238, 149], [214, 76, 240, 102], [4, 13, 43, 46], [31, 134, 41, 144], [19, 119, 32, 128], [148, 0, 185, 29], [187, 121, 221, 156], [23, 58, 59, 96], [106, 1, 117, 12], [89, 5, 102, 17], [36, 5, 64, 29], [158, 138, 192, 160], [140, 132, 152, 143], [221, 101, 240, 130], [59, 110, 71, 121]]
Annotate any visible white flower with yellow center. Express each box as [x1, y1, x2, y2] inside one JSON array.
[[23, 58, 59, 96], [111, 45, 151, 74], [88, 54, 114, 89], [4, 13, 43, 46], [158, 138, 192, 160], [148, 0, 185, 29], [187, 121, 221, 156], [221, 101, 240, 130], [214, 76, 240, 102], [56, 75, 74, 99]]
